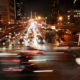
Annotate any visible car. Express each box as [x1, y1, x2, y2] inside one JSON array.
[[18, 38, 24, 45], [21, 63, 38, 73], [18, 53, 39, 73], [2, 53, 39, 73], [27, 46, 37, 50], [36, 35, 45, 44], [28, 39, 34, 44], [0, 39, 10, 47], [19, 53, 33, 65], [2, 63, 38, 73]]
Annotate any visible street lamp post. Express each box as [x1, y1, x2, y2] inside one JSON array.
[[58, 16, 63, 25], [38, 16, 41, 20]]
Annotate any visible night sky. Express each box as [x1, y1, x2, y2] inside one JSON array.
[[22, 0, 74, 17], [23, 0, 50, 17], [0, 0, 77, 17]]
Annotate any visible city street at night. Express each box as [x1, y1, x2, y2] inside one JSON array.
[[0, 0, 80, 80]]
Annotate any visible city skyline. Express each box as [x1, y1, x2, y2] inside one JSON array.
[[21, 0, 76, 17], [0, 0, 78, 17]]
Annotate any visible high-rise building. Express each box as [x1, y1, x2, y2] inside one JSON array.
[[0, 0, 9, 24], [49, 0, 59, 24], [8, 0, 16, 24], [49, 0, 74, 24], [67, 0, 80, 24], [0, 0, 16, 24], [0, 6, 8, 24], [74, 0, 80, 9], [16, 0, 24, 20]]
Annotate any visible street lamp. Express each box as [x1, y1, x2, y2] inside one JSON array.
[[58, 16, 63, 21], [38, 16, 41, 20], [58, 16, 63, 25]]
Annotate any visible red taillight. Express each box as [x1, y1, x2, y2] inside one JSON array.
[[0, 59, 20, 62]]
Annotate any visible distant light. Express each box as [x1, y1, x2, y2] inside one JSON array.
[[38, 16, 41, 20], [18, 42, 20, 44], [51, 25, 56, 29], [3, 43, 5, 45], [58, 16, 63, 21], [67, 15, 70, 18], [75, 58, 80, 65], [0, 28, 2, 31], [8, 21, 11, 24], [22, 42, 24, 45]]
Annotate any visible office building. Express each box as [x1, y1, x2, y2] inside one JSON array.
[[16, 0, 24, 20], [0, 0, 16, 24]]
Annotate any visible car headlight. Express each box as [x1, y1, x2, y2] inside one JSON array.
[[38, 40, 41, 42]]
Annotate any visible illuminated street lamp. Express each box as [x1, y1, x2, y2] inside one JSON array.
[[58, 16, 63, 21], [38, 16, 41, 20], [58, 16, 63, 25], [8, 21, 11, 24]]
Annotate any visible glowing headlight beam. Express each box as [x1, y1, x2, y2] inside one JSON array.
[[29, 59, 47, 62], [33, 70, 54, 73]]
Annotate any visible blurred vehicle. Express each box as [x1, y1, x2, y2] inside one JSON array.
[[18, 38, 24, 45], [27, 46, 37, 50], [28, 33, 34, 38], [37, 35, 45, 44], [19, 50, 44, 56], [19, 53, 32, 65], [2, 53, 38, 73], [19, 53, 39, 73], [0, 38, 10, 47], [21, 63, 38, 73], [28, 39, 34, 44], [27, 33, 34, 44], [2, 62, 38, 73]]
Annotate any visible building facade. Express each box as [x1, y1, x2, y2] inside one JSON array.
[[8, 0, 16, 24], [49, 0, 74, 24], [0, 0, 16, 24], [67, 0, 80, 24], [0, 0, 9, 24], [49, 0, 59, 24], [16, 0, 24, 20]]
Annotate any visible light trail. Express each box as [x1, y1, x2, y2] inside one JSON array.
[[29, 59, 47, 62], [33, 70, 54, 73], [23, 21, 46, 47]]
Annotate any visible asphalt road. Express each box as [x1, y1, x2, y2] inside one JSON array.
[[0, 49, 80, 80], [0, 22, 80, 80]]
